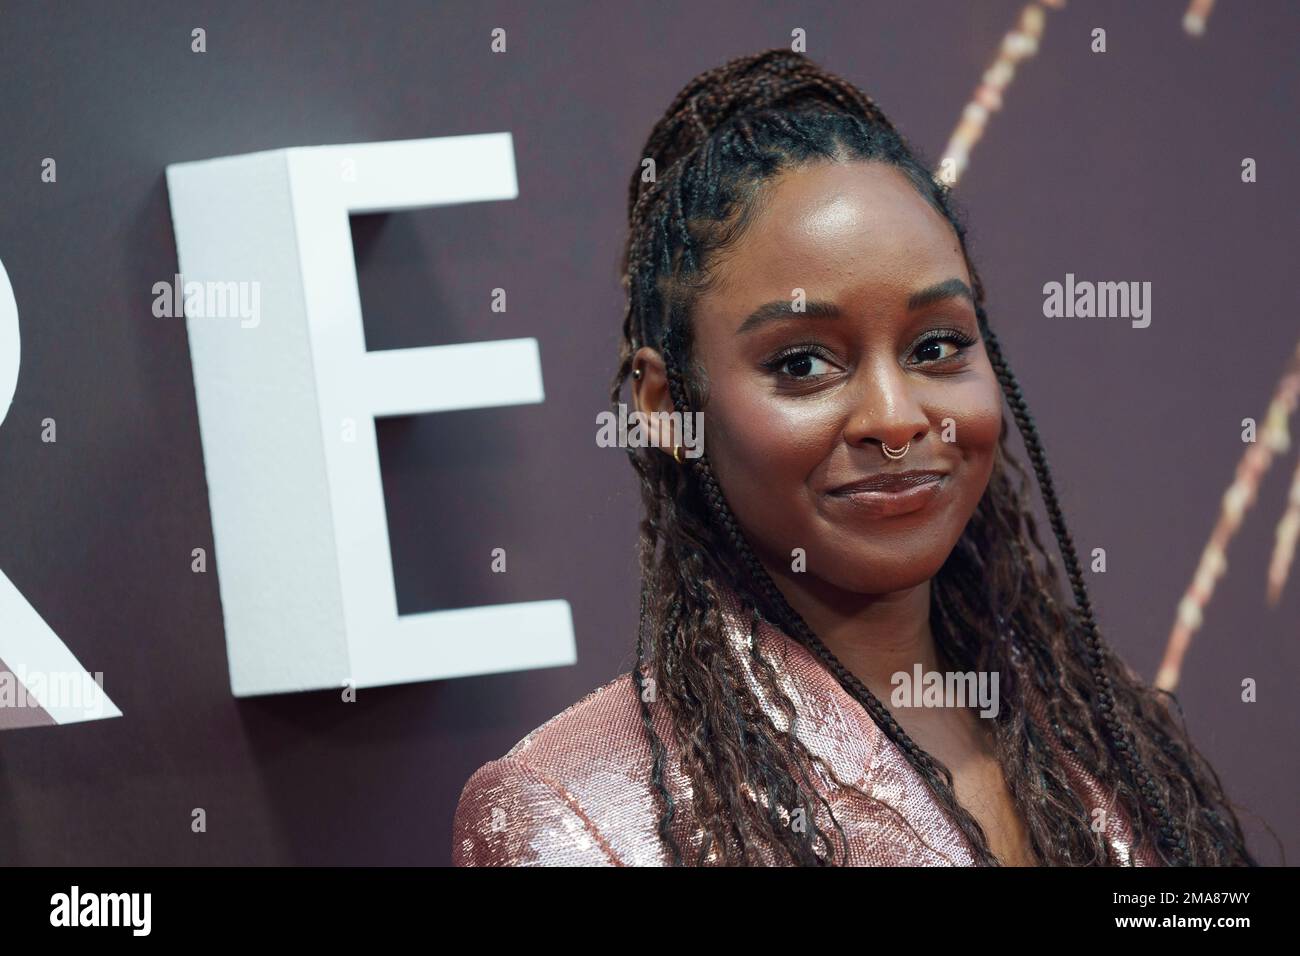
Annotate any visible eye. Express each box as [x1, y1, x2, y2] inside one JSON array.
[[909, 329, 977, 366], [764, 346, 837, 380], [914, 339, 960, 363]]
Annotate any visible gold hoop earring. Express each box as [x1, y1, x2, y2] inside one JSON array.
[[881, 441, 909, 461], [673, 444, 687, 465]]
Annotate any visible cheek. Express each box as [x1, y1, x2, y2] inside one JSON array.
[[936, 371, 1003, 465], [702, 383, 837, 531], [923, 363, 1003, 531]]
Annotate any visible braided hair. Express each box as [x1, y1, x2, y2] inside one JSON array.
[[612, 49, 1255, 866]]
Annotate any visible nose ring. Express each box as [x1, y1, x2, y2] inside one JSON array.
[[881, 441, 910, 461]]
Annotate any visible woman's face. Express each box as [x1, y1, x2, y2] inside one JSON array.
[[639, 160, 1002, 597]]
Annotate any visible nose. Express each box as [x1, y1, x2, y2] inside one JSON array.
[[841, 361, 931, 453]]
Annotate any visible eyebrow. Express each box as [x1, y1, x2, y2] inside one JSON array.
[[735, 277, 975, 335]]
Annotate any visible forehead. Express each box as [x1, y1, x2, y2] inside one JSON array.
[[701, 160, 967, 307]]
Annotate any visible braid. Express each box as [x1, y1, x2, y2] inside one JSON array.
[[633, 580, 684, 865], [979, 323, 1191, 865]]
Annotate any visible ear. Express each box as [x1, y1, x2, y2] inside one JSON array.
[[631, 346, 679, 453]]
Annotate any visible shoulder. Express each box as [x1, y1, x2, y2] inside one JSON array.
[[451, 672, 663, 866]]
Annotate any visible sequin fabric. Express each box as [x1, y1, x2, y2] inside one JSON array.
[[452, 586, 1158, 866]]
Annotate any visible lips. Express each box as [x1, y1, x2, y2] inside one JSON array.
[[824, 469, 949, 519], [827, 470, 948, 496]]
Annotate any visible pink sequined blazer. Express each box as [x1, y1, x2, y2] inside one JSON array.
[[452, 586, 1155, 866]]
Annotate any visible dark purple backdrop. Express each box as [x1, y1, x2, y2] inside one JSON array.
[[0, 0, 1295, 865]]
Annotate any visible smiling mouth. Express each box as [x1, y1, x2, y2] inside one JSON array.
[[825, 470, 949, 518]]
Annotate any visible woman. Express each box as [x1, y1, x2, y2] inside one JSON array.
[[451, 49, 1254, 866]]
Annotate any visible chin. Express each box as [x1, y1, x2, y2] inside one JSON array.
[[814, 546, 953, 595]]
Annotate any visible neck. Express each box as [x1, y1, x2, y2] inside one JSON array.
[[757, 559, 943, 703]]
